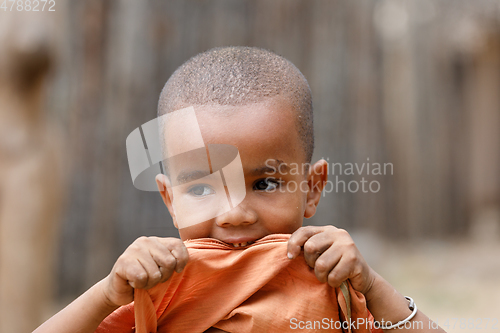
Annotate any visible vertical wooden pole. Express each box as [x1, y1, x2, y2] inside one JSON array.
[[0, 11, 64, 332]]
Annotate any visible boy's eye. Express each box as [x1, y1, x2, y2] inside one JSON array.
[[188, 185, 215, 197], [254, 178, 281, 192]]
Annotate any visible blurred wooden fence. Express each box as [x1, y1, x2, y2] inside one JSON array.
[[38, 0, 500, 300]]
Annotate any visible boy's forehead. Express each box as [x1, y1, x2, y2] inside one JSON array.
[[163, 100, 300, 159]]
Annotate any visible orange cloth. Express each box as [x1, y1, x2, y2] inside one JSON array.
[[96, 234, 382, 333]]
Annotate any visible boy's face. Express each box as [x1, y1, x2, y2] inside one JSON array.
[[156, 98, 326, 245]]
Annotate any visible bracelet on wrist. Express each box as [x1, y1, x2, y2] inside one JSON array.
[[378, 296, 418, 330]]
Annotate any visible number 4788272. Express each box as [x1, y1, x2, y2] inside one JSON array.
[[1, 0, 55, 12]]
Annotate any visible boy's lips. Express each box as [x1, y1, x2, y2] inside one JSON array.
[[220, 236, 261, 248]]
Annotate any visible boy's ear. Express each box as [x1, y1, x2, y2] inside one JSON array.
[[155, 174, 178, 228], [304, 159, 328, 218]]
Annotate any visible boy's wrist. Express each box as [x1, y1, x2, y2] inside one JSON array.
[[362, 269, 383, 303], [95, 277, 122, 311], [364, 271, 413, 325]]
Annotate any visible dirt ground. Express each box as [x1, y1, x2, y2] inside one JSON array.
[[353, 232, 500, 333]]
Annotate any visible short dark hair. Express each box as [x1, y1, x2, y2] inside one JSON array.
[[158, 46, 314, 162]]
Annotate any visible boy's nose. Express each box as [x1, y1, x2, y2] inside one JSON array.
[[215, 203, 257, 227]]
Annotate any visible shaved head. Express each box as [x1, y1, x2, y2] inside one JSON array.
[[158, 46, 314, 162]]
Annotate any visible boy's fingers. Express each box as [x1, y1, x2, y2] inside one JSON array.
[[148, 247, 177, 284], [326, 256, 352, 288], [129, 238, 167, 289], [137, 253, 163, 289], [287, 226, 327, 259], [117, 237, 160, 289], [168, 241, 190, 273], [302, 232, 335, 268], [155, 237, 189, 273], [157, 256, 177, 283], [148, 237, 188, 283], [313, 247, 342, 283], [108, 236, 190, 297], [117, 257, 149, 289]]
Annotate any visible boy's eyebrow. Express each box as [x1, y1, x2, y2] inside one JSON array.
[[175, 160, 289, 182], [176, 170, 211, 184], [248, 160, 289, 176]]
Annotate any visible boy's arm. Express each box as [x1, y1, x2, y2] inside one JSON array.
[[33, 236, 189, 333], [364, 270, 445, 332], [33, 277, 119, 333], [288, 226, 446, 332]]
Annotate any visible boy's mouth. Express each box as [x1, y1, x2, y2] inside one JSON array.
[[220, 236, 260, 248], [231, 241, 254, 248]]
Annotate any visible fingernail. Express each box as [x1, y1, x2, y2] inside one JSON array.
[[287, 252, 294, 259]]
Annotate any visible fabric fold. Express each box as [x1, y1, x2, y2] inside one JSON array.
[[96, 234, 380, 333]]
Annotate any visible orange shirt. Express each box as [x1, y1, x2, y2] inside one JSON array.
[[96, 234, 381, 333]]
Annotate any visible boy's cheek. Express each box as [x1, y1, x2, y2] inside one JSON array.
[[178, 220, 213, 240], [260, 203, 304, 233]]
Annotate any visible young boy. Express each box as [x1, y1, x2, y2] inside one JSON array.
[[35, 47, 444, 332]]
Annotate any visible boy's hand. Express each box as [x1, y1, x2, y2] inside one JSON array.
[[101, 236, 189, 307], [287, 226, 376, 295]]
